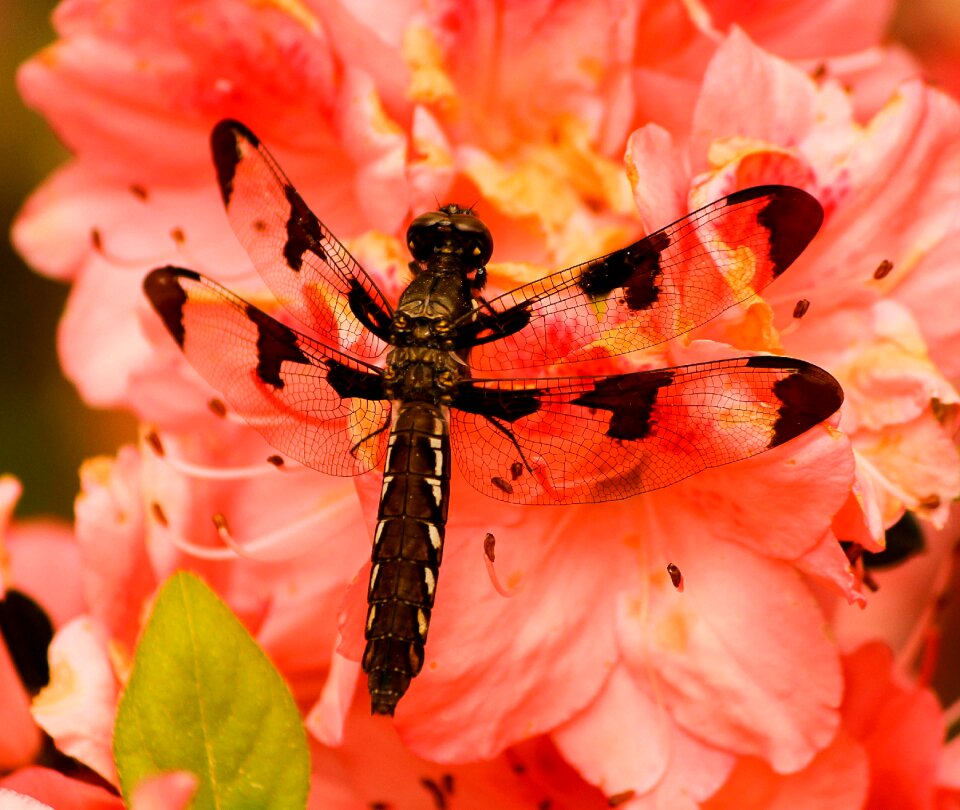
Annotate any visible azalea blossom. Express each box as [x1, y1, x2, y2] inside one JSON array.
[[11, 0, 960, 807], [0, 478, 121, 805]]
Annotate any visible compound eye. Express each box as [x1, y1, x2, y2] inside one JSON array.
[[445, 213, 493, 267], [466, 229, 493, 268], [405, 207, 494, 266], [407, 213, 445, 262]]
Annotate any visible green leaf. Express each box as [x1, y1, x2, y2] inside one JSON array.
[[114, 572, 310, 808]]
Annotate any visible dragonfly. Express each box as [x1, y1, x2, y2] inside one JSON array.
[[143, 119, 844, 716]]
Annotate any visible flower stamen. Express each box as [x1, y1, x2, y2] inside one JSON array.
[[207, 504, 348, 560], [149, 500, 334, 561], [142, 429, 301, 480], [666, 562, 684, 591], [483, 532, 519, 597], [89, 223, 192, 267]]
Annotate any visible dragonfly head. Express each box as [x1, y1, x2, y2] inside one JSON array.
[[407, 205, 494, 269]]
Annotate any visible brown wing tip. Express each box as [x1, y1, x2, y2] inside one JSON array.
[[725, 185, 824, 276], [747, 356, 844, 446], [763, 186, 823, 276], [210, 119, 259, 206], [210, 118, 258, 149], [143, 266, 198, 348]]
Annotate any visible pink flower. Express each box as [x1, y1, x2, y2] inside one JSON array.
[[629, 29, 960, 541], [17, 437, 368, 785], [72, 438, 371, 697], [0, 479, 120, 805], [12, 0, 960, 806], [14, 1, 917, 419]]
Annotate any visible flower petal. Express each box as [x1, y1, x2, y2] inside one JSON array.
[[626, 526, 843, 772], [842, 643, 945, 808], [383, 489, 634, 761], [31, 619, 118, 785], [702, 728, 869, 810], [553, 665, 734, 806], [0, 767, 122, 809], [0, 639, 41, 771], [130, 772, 198, 810]]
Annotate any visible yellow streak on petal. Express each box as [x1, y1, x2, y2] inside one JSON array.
[[358, 85, 404, 139], [411, 127, 453, 172], [79, 456, 115, 489], [247, 0, 320, 34], [35, 43, 61, 67], [349, 404, 385, 470], [466, 152, 581, 225], [654, 609, 689, 653], [403, 23, 459, 113], [348, 230, 407, 268], [724, 300, 783, 352], [108, 639, 133, 685], [706, 137, 793, 170], [483, 261, 548, 291], [32, 657, 77, 709], [716, 244, 759, 290], [455, 115, 643, 350], [0, 546, 8, 593], [505, 570, 524, 591], [549, 116, 636, 216]]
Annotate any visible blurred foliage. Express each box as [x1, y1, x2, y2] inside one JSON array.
[[1, 0, 957, 521]]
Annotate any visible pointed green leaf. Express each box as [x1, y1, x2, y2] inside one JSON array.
[[114, 572, 310, 808]]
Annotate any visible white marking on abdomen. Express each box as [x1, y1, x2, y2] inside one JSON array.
[[425, 477, 442, 506]]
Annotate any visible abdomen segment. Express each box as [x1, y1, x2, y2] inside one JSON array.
[[363, 401, 450, 715]]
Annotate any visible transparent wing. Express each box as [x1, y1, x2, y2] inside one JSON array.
[[458, 186, 823, 371], [211, 119, 393, 359], [144, 266, 390, 475], [451, 356, 842, 504]]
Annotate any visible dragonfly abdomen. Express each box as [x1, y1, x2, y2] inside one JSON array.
[[363, 400, 450, 715]]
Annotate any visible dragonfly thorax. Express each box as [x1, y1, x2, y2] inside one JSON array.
[[391, 265, 475, 350], [382, 346, 462, 403]]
